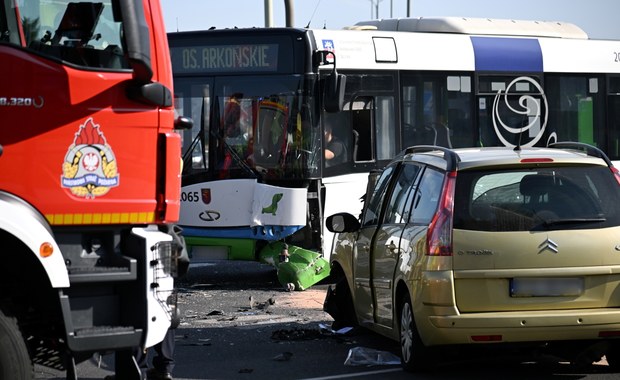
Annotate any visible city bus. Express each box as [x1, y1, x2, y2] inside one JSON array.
[[168, 17, 620, 263]]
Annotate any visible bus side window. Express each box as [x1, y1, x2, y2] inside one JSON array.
[[375, 95, 397, 160], [351, 96, 374, 162]]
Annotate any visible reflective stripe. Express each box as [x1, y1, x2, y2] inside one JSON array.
[[46, 212, 155, 225]]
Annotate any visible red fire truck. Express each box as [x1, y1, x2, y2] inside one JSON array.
[[0, 1, 189, 378]]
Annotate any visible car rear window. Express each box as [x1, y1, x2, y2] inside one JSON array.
[[453, 165, 620, 231]]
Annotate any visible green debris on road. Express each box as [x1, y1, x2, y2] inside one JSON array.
[[259, 241, 330, 291]]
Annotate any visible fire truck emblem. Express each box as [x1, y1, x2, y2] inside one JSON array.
[[61, 118, 119, 198]]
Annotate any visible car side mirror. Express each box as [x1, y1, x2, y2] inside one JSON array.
[[326, 212, 360, 233]]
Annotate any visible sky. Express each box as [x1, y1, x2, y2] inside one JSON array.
[[160, 0, 620, 40]]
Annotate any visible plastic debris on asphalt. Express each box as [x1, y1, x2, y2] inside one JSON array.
[[344, 346, 402, 366]]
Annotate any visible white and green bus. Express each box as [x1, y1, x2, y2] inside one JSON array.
[[169, 17, 620, 262]]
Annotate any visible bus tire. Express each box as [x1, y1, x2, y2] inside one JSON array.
[[0, 310, 32, 379]]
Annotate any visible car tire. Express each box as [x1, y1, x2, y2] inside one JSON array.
[[399, 293, 435, 372], [324, 277, 358, 331], [0, 310, 32, 380]]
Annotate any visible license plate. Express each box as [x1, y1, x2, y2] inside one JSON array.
[[510, 277, 584, 297]]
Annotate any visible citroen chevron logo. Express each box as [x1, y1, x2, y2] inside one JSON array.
[[538, 238, 558, 254]]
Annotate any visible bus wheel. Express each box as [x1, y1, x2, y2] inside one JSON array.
[[0, 310, 32, 379], [399, 294, 435, 372], [324, 277, 358, 331]]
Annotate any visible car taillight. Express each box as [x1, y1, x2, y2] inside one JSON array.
[[520, 158, 554, 163], [599, 330, 620, 338], [611, 166, 620, 186], [426, 171, 456, 256]]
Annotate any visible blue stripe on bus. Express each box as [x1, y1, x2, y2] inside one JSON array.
[[471, 37, 543, 72], [181, 225, 304, 241]]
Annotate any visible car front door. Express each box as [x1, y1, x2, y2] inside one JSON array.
[[353, 164, 396, 325], [371, 163, 421, 328]]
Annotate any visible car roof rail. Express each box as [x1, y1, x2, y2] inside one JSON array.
[[404, 145, 460, 171], [548, 141, 613, 168]]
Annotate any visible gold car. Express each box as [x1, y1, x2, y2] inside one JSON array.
[[324, 143, 620, 371]]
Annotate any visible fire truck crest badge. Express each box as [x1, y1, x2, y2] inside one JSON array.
[[61, 118, 120, 198]]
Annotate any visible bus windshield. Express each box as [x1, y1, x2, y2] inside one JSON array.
[[177, 74, 320, 183]]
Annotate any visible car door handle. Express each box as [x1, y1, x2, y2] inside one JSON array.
[[386, 240, 398, 254]]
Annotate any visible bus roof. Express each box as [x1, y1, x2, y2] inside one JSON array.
[[350, 17, 589, 40]]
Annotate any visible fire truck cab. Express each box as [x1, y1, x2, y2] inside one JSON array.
[[0, 1, 185, 378]]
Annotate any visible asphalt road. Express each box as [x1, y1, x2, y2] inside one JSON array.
[[35, 260, 619, 380]]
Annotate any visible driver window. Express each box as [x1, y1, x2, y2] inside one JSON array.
[[361, 164, 395, 227], [1, 0, 21, 44], [322, 112, 351, 168]]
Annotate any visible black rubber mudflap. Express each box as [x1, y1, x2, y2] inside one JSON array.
[[114, 349, 142, 380]]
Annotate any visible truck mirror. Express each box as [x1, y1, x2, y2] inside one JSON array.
[[127, 82, 172, 107], [117, 0, 153, 83], [175, 116, 194, 130]]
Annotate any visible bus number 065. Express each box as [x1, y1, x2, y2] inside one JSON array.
[[181, 191, 200, 202]]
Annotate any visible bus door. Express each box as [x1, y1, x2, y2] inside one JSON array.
[[176, 80, 214, 182]]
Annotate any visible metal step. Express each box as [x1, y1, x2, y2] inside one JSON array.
[[67, 326, 142, 352], [68, 261, 136, 283], [58, 293, 145, 354]]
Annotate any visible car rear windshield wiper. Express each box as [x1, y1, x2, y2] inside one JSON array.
[[542, 217, 606, 226]]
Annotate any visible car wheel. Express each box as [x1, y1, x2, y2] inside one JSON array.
[[399, 294, 435, 372], [324, 277, 358, 330], [0, 310, 32, 380]]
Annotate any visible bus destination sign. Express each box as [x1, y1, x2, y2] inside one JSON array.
[[171, 44, 279, 73]]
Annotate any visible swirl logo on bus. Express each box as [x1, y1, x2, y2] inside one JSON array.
[[492, 76, 550, 148]]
